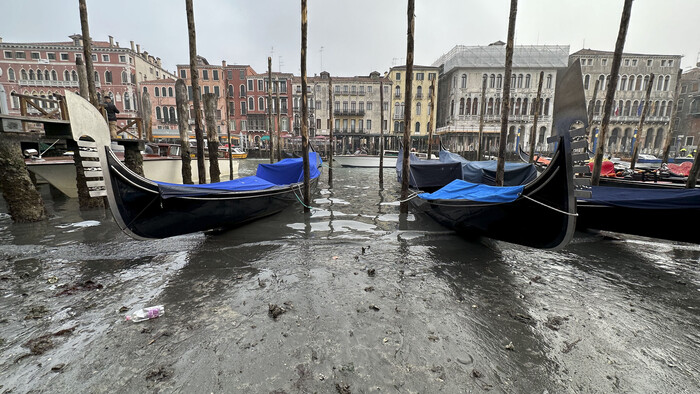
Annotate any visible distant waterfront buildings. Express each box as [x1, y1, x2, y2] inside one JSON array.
[[387, 65, 439, 150], [432, 42, 567, 155], [674, 64, 700, 154], [569, 49, 682, 156], [0, 35, 174, 130]]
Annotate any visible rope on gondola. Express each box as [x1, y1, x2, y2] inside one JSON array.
[[292, 184, 315, 210], [520, 194, 578, 217], [396, 191, 419, 203]]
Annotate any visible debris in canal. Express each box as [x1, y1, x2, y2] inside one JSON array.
[[335, 382, 351, 394], [544, 315, 568, 331], [55, 280, 103, 296], [562, 338, 581, 354], [20, 326, 78, 360], [24, 305, 49, 320], [51, 363, 65, 372], [269, 303, 286, 319], [369, 304, 380, 311], [145, 365, 173, 382], [472, 368, 482, 378], [367, 268, 375, 276], [364, 286, 374, 292], [46, 276, 58, 284], [505, 342, 515, 351]]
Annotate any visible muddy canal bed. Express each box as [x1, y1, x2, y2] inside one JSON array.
[[1, 162, 698, 393]]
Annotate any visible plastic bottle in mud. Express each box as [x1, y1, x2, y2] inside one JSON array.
[[125, 305, 165, 322]]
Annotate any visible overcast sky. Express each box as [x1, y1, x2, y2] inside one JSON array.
[[2, 0, 698, 76]]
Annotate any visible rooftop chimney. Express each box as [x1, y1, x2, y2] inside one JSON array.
[[130, 40, 135, 51], [0, 37, 3, 43], [109, 35, 114, 47], [115, 41, 119, 47], [222, 60, 227, 67], [136, 44, 141, 54]]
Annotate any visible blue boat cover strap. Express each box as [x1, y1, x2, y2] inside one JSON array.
[[583, 186, 700, 209], [156, 153, 321, 199], [419, 179, 524, 202]]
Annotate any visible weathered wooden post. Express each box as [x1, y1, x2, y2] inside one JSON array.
[[267, 57, 274, 163], [427, 77, 435, 159], [477, 76, 487, 160], [203, 92, 221, 183], [496, 0, 517, 186], [528, 71, 544, 163], [78, 0, 98, 108], [630, 73, 655, 170], [662, 69, 683, 163], [276, 78, 282, 162], [399, 0, 415, 214], [185, 0, 207, 184], [175, 79, 193, 184], [378, 80, 384, 186], [224, 73, 233, 177], [300, 0, 311, 211], [76, 57, 89, 100], [328, 76, 334, 187], [141, 90, 153, 142], [592, 0, 633, 186], [0, 135, 46, 222]]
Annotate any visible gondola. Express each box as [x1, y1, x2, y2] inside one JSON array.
[[405, 61, 590, 250], [410, 132, 577, 250], [62, 90, 321, 240]]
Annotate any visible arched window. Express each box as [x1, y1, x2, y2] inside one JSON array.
[[154, 87, 160, 97], [156, 106, 162, 120], [71, 70, 78, 81], [490, 74, 495, 88], [44, 70, 50, 80], [496, 74, 502, 89], [416, 86, 422, 98], [487, 98, 494, 115], [416, 102, 421, 115], [428, 85, 434, 97], [635, 75, 642, 90], [124, 92, 131, 110], [21, 69, 28, 80], [656, 76, 664, 91], [395, 86, 400, 97], [525, 74, 531, 88], [629, 75, 636, 91], [258, 97, 264, 110], [168, 87, 173, 97], [170, 107, 176, 121], [29, 69, 36, 80], [511, 74, 516, 88], [515, 98, 522, 115], [666, 101, 673, 117], [459, 98, 465, 115], [94, 71, 99, 83], [522, 98, 528, 115], [584, 75, 590, 90], [228, 85, 234, 97], [415, 122, 420, 134], [623, 100, 631, 116], [450, 100, 454, 116], [598, 75, 605, 90], [544, 98, 550, 115], [643, 75, 650, 90], [633, 100, 639, 116], [240, 84, 246, 96], [8, 68, 15, 81], [105, 71, 112, 83], [620, 75, 627, 91], [546, 74, 552, 89], [163, 106, 169, 122], [660, 101, 667, 117], [64, 70, 70, 81], [143, 86, 148, 94], [663, 76, 670, 91], [595, 100, 602, 115], [517, 74, 523, 88], [51, 70, 58, 80], [161, 87, 167, 97], [461, 74, 467, 88], [121, 71, 128, 83], [472, 98, 478, 115], [11, 91, 19, 109], [248, 97, 254, 111], [465, 98, 472, 115], [37, 70, 44, 80]]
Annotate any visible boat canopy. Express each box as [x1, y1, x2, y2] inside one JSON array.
[[439, 151, 537, 186], [157, 153, 321, 199], [583, 186, 700, 209], [419, 179, 524, 203]]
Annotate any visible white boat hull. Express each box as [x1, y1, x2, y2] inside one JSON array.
[[333, 155, 397, 168], [27, 158, 238, 198]]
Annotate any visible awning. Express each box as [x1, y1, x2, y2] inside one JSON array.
[[261, 136, 270, 141]]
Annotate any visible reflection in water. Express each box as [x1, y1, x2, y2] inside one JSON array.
[[0, 164, 698, 393]]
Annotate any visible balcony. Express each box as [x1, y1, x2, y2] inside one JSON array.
[[393, 113, 404, 120], [18, 79, 83, 88], [333, 109, 365, 117], [415, 93, 423, 100]]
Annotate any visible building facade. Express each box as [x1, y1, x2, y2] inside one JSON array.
[[433, 43, 568, 156], [675, 65, 700, 155], [569, 49, 682, 156], [0, 35, 174, 133], [387, 65, 439, 149], [292, 71, 392, 154]]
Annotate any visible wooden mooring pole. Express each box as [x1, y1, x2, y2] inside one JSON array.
[[477, 76, 487, 161], [328, 76, 334, 187], [185, 0, 207, 184], [300, 0, 311, 211], [630, 73, 655, 170], [662, 69, 683, 164], [141, 91, 153, 143], [267, 57, 274, 163], [378, 80, 384, 187], [399, 0, 415, 214], [203, 93, 221, 183], [76, 57, 89, 100], [592, 0, 633, 186], [496, 0, 518, 186], [0, 135, 46, 222], [528, 71, 544, 163], [78, 0, 98, 108], [427, 78, 435, 159], [175, 79, 193, 184]]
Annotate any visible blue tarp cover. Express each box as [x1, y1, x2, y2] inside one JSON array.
[[439, 151, 537, 186], [156, 153, 321, 199], [583, 186, 700, 209], [419, 179, 524, 202]]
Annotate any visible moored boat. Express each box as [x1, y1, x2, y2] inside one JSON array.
[[61, 90, 320, 239]]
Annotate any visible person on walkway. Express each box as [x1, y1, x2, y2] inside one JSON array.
[[103, 96, 120, 139]]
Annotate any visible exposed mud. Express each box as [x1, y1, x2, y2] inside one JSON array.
[[0, 161, 698, 393]]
